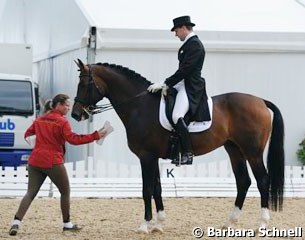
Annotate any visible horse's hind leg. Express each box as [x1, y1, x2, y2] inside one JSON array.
[[151, 161, 165, 233], [248, 156, 270, 228], [224, 141, 251, 228]]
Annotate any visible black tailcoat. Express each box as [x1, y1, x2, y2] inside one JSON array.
[[165, 35, 211, 121]]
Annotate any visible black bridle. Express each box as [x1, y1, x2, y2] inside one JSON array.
[[74, 64, 148, 115]]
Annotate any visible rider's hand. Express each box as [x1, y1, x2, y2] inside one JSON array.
[[147, 82, 168, 95], [147, 82, 164, 93]]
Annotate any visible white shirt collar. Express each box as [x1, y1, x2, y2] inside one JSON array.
[[182, 32, 195, 45]]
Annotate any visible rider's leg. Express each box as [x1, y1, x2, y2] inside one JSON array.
[[172, 81, 189, 125], [171, 81, 193, 165], [175, 118, 193, 164]]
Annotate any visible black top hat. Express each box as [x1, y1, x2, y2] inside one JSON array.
[[171, 15, 195, 31]]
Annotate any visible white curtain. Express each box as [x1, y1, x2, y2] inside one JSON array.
[[0, 0, 25, 43], [33, 58, 53, 105]]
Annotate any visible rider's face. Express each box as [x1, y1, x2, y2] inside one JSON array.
[[174, 26, 188, 41]]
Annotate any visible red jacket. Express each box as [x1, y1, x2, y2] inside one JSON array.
[[24, 109, 99, 168]]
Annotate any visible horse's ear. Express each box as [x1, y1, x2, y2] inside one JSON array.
[[75, 58, 85, 70], [74, 59, 80, 68]]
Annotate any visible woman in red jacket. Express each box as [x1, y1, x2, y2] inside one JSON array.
[[9, 94, 107, 236]]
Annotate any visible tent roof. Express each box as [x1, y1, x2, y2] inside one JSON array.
[[76, 0, 305, 32], [2, 0, 304, 60]]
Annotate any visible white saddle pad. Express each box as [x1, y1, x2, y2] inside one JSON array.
[[159, 96, 213, 133]]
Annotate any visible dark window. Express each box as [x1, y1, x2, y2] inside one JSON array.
[[0, 80, 33, 116]]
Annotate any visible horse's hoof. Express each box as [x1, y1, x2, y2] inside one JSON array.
[[137, 223, 149, 234], [157, 210, 166, 222], [151, 224, 164, 233], [137, 228, 149, 234]]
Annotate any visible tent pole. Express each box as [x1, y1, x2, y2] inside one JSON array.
[[86, 26, 97, 177]]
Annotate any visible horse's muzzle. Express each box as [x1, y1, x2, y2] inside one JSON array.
[[71, 112, 82, 121], [71, 103, 89, 121]]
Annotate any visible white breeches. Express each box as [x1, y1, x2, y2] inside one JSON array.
[[172, 80, 189, 124]]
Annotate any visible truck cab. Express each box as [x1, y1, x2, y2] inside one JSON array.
[[0, 44, 39, 166], [0, 74, 39, 166]]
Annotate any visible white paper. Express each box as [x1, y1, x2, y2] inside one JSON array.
[[96, 121, 114, 145]]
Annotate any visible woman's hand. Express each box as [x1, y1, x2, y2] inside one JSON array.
[[97, 128, 107, 139]]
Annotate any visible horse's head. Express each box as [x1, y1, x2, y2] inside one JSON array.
[[72, 59, 105, 121]]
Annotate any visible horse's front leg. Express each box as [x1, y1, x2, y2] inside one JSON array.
[[151, 161, 165, 233], [137, 154, 158, 234]]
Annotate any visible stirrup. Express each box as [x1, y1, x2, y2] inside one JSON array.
[[170, 157, 180, 165], [180, 152, 193, 165]]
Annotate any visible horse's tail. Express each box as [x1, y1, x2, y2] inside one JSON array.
[[264, 100, 285, 211]]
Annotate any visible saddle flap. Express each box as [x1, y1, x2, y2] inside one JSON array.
[[159, 95, 213, 133], [164, 87, 178, 127]]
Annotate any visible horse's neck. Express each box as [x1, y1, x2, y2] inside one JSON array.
[[107, 79, 145, 104], [98, 66, 156, 127]]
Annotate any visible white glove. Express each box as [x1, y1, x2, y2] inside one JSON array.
[[147, 82, 168, 96], [161, 84, 168, 96]]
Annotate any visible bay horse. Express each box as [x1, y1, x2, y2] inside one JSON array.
[[72, 59, 284, 233]]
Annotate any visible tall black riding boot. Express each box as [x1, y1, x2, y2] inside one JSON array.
[[167, 133, 180, 164], [175, 118, 193, 165]]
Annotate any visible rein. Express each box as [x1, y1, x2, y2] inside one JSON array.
[[88, 90, 148, 115], [75, 64, 148, 115]]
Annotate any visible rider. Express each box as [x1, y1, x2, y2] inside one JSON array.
[[147, 15, 210, 165]]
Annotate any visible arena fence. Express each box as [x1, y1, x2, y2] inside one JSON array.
[[0, 158, 304, 198]]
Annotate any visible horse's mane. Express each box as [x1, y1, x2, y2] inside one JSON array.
[[96, 63, 152, 85]]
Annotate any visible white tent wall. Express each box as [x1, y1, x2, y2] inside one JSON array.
[[23, 0, 89, 60], [0, 0, 25, 43], [204, 34, 305, 168], [32, 58, 53, 103]]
